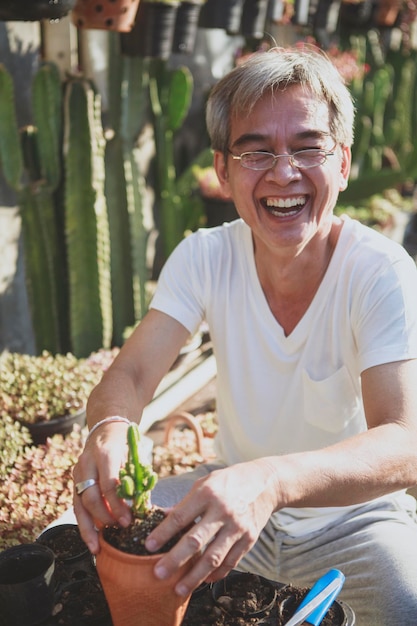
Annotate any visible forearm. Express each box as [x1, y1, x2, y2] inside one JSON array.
[[262, 423, 417, 511], [86, 365, 150, 430], [86, 310, 190, 430]]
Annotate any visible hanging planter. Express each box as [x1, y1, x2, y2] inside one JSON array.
[[120, 0, 180, 58], [240, 0, 270, 39], [0, 543, 56, 626], [172, 0, 203, 54], [0, 0, 75, 21], [71, 0, 141, 31], [198, 0, 244, 34]]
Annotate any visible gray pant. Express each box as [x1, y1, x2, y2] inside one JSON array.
[[152, 463, 417, 626]]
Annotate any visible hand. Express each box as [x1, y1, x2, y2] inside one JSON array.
[[73, 422, 132, 553], [144, 460, 278, 597]]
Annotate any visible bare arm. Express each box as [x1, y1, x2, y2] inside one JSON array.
[[147, 359, 417, 596], [73, 309, 191, 552]]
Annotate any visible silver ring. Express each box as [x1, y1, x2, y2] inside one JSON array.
[[75, 478, 98, 496]]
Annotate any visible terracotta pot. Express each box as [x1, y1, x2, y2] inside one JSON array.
[[95, 529, 194, 626], [374, 0, 402, 26], [18, 407, 86, 446], [0, 543, 55, 626], [71, 0, 141, 32], [163, 411, 205, 456]]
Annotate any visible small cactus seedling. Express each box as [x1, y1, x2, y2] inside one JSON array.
[[117, 423, 158, 518]]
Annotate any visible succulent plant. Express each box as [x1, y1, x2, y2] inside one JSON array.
[[0, 427, 84, 550], [117, 423, 158, 518], [0, 351, 104, 425], [0, 415, 32, 478]]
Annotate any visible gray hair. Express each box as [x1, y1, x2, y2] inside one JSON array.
[[206, 46, 355, 155]]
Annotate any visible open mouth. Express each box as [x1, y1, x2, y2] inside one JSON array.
[[263, 195, 306, 217]]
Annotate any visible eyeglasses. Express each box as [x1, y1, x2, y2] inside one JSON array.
[[228, 148, 335, 171]]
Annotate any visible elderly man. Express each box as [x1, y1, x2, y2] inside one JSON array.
[[73, 46, 417, 624]]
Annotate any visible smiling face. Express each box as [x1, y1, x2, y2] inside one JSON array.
[[214, 85, 351, 259]]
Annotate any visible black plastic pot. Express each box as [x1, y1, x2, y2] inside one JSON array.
[[46, 576, 112, 625], [240, 0, 270, 38], [0, 0, 75, 21], [0, 543, 55, 626], [37, 524, 94, 582], [212, 572, 277, 619], [278, 585, 356, 625], [18, 407, 86, 446], [198, 0, 244, 34], [121, 1, 180, 59], [172, 1, 202, 54]]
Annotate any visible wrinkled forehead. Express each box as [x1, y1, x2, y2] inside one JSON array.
[[230, 85, 334, 141], [233, 82, 331, 117]]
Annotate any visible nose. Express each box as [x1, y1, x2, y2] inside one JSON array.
[[264, 155, 302, 184]]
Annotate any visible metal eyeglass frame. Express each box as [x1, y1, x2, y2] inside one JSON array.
[[227, 148, 336, 171]]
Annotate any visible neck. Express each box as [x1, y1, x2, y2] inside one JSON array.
[[254, 222, 342, 335]]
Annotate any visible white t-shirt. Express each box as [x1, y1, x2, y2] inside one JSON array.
[[150, 215, 417, 534]]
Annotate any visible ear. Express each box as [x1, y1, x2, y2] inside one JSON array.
[[213, 151, 232, 198], [339, 145, 351, 192]]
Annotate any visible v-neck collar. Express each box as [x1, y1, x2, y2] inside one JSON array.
[[243, 218, 350, 343]]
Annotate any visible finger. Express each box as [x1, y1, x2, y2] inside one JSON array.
[[152, 513, 244, 596], [72, 457, 114, 524], [145, 500, 207, 553], [74, 469, 132, 531], [75, 437, 130, 527], [204, 536, 251, 582], [73, 490, 101, 554], [174, 527, 251, 596]]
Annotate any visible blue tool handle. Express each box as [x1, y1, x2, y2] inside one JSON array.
[[299, 569, 345, 625]]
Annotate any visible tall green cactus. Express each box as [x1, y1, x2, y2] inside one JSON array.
[[104, 33, 152, 329], [149, 59, 194, 259], [120, 56, 150, 323], [64, 77, 112, 357], [104, 33, 137, 342], [0, 64, 23, 190], [342, 38, 417, 203], [0, 63, 64, 354]]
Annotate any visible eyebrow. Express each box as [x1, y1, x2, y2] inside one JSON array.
[[231, 130, 332, 150]]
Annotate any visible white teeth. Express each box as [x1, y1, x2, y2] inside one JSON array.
[[270, 208, 299, 217], [266, 196, 306, 209]]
